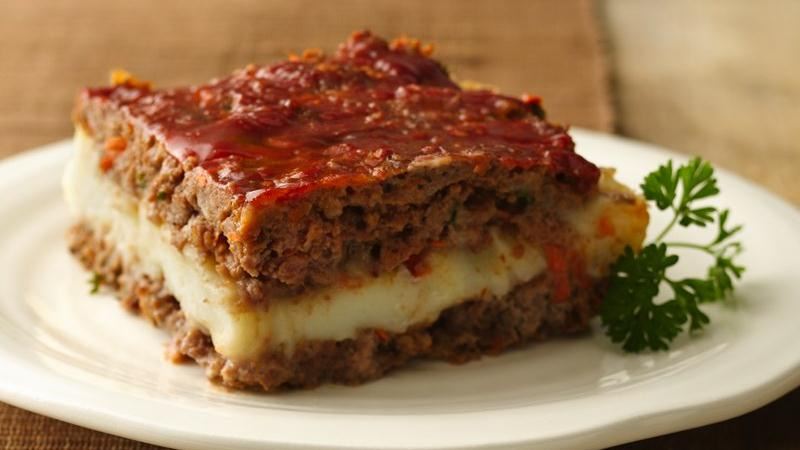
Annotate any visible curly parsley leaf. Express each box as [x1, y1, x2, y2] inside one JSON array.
[[641, 160, 679, 210], [602, 158, 745, 352], [708, 245, 745, 300], [712, 209, 743, 246], [668, 278, 712, 331], [602, 245, 682, 352], [678, 157, 719, 204]]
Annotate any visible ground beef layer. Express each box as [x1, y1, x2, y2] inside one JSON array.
[[72, 32, 599, 300], [69, 222, 601, 391], [73, 115, 588, 301]]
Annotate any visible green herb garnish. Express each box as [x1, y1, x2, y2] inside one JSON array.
[[601, 157, 745, 352], [88, 272, 103, 294]]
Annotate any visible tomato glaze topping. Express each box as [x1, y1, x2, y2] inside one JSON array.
[[84, 31, 600, 205]]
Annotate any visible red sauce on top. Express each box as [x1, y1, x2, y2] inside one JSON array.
[[84, 31, 600, 205]]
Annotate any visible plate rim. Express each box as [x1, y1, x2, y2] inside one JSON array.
[[0, 129, 798, 450]]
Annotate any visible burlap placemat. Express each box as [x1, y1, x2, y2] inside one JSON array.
[[1, 405, 156, 449], [0, 1, 795, 449]]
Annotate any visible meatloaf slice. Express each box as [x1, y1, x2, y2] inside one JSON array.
[[65, 30, 648, 390]]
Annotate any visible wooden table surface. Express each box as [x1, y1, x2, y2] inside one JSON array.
[[0, 1, 797, 449]]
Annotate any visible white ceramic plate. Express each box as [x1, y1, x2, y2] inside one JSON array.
[[0, 129, 798, 450]]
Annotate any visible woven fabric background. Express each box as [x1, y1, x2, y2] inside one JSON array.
[[0, 0, 612, 158], [0, 0, 797, 449]]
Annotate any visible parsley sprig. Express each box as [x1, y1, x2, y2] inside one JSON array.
[[601, 158, 745, 352]]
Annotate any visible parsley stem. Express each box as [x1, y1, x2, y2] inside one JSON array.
[[663, 242, 715, 255], [653, 210, 680, 243]]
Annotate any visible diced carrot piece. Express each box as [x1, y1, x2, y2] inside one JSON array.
[[374, 329, 390, 342], [104, 136, 127, 152], [98, 153, 115, 172], [596, 214, 616, 237], [544, 244, 571, 303]]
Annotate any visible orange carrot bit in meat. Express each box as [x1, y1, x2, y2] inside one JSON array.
[[544, 244, 571, 303], [596, 214, 616, 237], [98, 136, 127, 172], [544, 244, 567, 272], [104, 136, 127, 152], [98, 153, 116, 172], [374, 329, 391, 343]]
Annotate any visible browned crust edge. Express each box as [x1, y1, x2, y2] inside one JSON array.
[[69, 222, 602, 391]]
